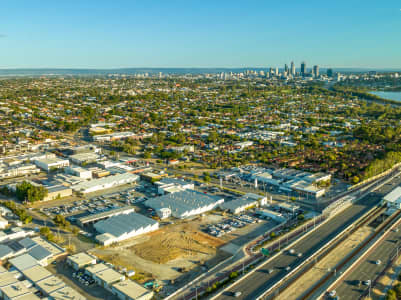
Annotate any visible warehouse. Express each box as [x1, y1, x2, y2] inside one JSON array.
[[155, 177, 194, 195], [77, 206, 135, 227], [145, 190, 224, 219], [94, 212, 159, 246], [69, 152, 99, 165], [65, 166, 92, 179], [50, 286, 86, 300], [256, 209, 287, 223], [112, 279, 154, 300], [43, 185, 72, 201], [67, 252, 97, 271], [34, 157, 69, 172], [220, 197, 259, 214], [85, 263, 125, 291], [71, 173, 139, 194]]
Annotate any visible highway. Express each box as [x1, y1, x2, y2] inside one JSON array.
[[216, 174, 401, 300], [334, 191, 401, 299]]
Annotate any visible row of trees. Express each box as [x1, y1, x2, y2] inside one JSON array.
[[1, 201, 32, 224]]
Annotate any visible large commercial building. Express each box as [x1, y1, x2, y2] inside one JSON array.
[[155, 177, 194, 195], [94, 212, 159, 246], [34, 157, 69, 172], [220, 193, 266, 214], [71, 173, 139, 194], [43, 185, 72, 201], [145, 190, 224, 219]]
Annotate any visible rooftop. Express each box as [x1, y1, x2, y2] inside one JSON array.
[[384, 186, 401, 203], [36, 275, 66, 294], [21, 265, 53, 283], [93, 267, 124, 284], [145, 190, 224, 217], [67, 252, 96, 266], [112, 279, 153, 299], [94, 212, 158, 238], [9, 253, 38, 271], [49, 286, 86, 300]]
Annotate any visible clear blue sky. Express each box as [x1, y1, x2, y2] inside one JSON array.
[[1, 0, 400, 69]]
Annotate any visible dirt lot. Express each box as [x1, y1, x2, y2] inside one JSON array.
[[90, 215, 229, 283], [130, 222, 224, 264]]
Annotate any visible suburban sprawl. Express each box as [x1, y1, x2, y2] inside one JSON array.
[[0, 67, 400, 300]]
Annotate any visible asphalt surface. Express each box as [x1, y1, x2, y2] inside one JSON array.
[[217, 175, 401, 300], [335, 184, 401, 300]]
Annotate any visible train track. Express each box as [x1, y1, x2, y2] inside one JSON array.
[[299, 208, 401, 300], [260, 205, 386, 300]]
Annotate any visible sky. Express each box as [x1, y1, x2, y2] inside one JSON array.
[[0, 0, 400, 69]]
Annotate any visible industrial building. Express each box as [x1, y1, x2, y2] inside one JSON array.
[[43, 185, 72, 201], [65, 166, 92, 179], [67, 252, 97, 270], [220, 193, 264, 214], [34, 157, 69, 172], [256, 209, 287, 223], [69, 152, 99, 165], [94, 212, 159, 246], [71, 173, 139, 194], [145, 190, 224, 219], [112, 279, 154, 300], [77, 206, 135, 227], [155, 177, 194, 195], [253, 168, 330, 199]]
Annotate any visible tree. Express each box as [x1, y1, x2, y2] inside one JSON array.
[[40, 227, 51, 235], [385, 289, 397, 300], [394, 283, 401, 298], [352, 176, 360, 184], [15, 181, 48, 203], [53, 215, 70, 228]]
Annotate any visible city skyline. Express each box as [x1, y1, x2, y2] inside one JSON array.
[[1, 1, 401, 69]]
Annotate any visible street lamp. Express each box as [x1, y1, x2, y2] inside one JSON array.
[[360, 270, 372, 299]]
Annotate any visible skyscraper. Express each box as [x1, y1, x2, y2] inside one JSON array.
[[313, 65, 319, 78], [301, 61, 306, 76], [327, 68, 333, 77], [284, 64, 288, 73], [290, 61, 295, 76]]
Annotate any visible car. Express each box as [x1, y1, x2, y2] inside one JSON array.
[[363, 280, 371, 286], [233, 291, 242, 297], [328, 290, 336, 297]]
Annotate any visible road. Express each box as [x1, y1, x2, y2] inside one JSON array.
[[335, 213, 401, 298], [215, 175, 401, 300]]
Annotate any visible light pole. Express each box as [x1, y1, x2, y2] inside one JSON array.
[[360, 270, 372, 299]]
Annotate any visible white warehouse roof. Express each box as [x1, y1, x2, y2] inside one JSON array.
[[72, 173, 139, 194], [94, 212, 158, 239]]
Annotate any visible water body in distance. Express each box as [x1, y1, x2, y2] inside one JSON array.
[[369, 91, 401, 102]]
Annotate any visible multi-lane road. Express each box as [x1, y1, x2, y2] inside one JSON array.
[[216, 174, 401, 300], [334, 180, 401, 300]]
